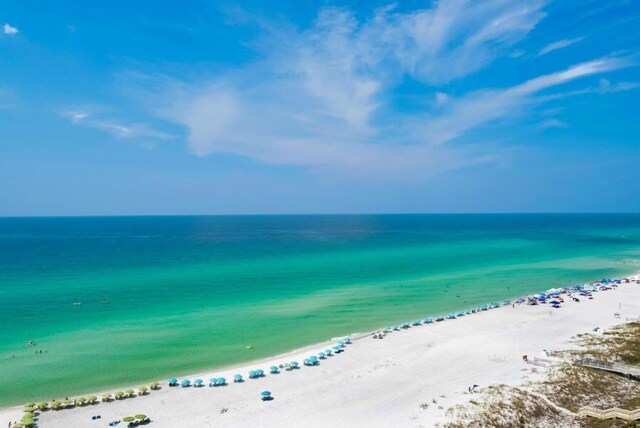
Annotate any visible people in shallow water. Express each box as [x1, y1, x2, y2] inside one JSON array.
[[28, 339, 35, 346]]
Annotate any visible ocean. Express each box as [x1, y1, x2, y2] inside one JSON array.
[[1, 214, 639, 406]]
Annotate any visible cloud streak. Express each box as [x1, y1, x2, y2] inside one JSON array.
[[64, 109, 174, 143], [537, 37, 584, 56]]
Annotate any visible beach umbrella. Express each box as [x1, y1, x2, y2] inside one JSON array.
[[76, 397, 86, 406], [194, 379, 204, 387], [87, 396, 98, 403], [135, 414, 147, 420], [20, 417, 34, 427], [256, 369, 264, 376], [310, 356, 319, 365], [22, 407, 35, 413], [181, 379, 191, 387], [344, 337, 352, 343], [291, 361, 299, 367], [248, 370, 256, 378], [234, 374, 243, 382], [138, 387, 148, 395], [63, 398, 74, 406], [124, 389, 134, 397], [36, 401, 48, 410], [168, 378, 177, 386], [318, 352, 325, 359], [217, 377, 226, 385], [325, 349, 332, 355], [270, 366, 279, 373], [150, 381, 160, 390], [332, 345, 341, 351], [261, 390, 271, 400], [122, 416, 135, 423], [101, 394, 111, 402], [24, 403, 35, 408], [303, 358, 311, 366]]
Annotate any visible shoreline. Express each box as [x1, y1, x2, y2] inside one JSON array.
[[3, 274, 640, 427], [1, 275, 621, 408]]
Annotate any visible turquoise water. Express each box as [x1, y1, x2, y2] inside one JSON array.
[[1, 214, 639, 406]]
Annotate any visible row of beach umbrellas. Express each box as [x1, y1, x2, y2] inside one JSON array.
[[167, 338, 352, 390]]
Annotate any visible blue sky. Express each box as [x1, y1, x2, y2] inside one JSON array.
[[1, 0, 639, 215]]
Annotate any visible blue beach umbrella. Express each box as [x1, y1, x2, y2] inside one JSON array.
[[456, 311, 464, 317], [325, 349, 332, 355], [344, 337, 352, 343], [310, 356, 319, 364], [256, 369, 264, 377], [261, 391, 271, 400], [291, 361, 299, 368], [181, 379, 191, 387], [248, 370, 256, 378], [209, 378, 218, 386], [233, 374, 243, 382], [270, 366, 279, 373], [168, 378, 177, 386], [194, 379, 203, 387], [318, 352, 325, 359], [217, 377, 226, 385]]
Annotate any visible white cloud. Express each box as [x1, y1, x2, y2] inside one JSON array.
[[435, 92, 449, 106], [115, 2, 635, 180], [64, 109, 174, 142], [537, 37, 584, 56], [539, 119, 568, 129], [421, 57, 635, 146], [3, 23, 18, 35]]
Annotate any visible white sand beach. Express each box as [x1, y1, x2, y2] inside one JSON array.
[[3, 280, 640, 428]]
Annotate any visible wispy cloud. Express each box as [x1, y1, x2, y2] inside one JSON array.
[[539, 119, 568, 129], [3, 23, 18, 35], [537, 37, 584, 56], [64, 109, 174, 143], [113, 1, 636, 180]]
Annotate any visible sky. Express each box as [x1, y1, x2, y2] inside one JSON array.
[[1, 0, 639, 216]]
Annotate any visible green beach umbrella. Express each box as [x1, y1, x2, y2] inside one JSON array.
[[22, 407, 35, 413], [138, 386, 148, 394], [135, 414, 147, 420], [125, 389, 134, 396], [76, 397, 87, 405], [36, 401, 48, 410], [20, 416, 35, 426], [122, 416, 135, 422], [63, 399, 73, 406], [114, 391, 124, 399], [150, 381, 159, 390], [22, 412, 35, 420], [51, 400, 62, 409], [24, 403, 35, 408], [87, 395, 98, 403], [101, 393, 111, 402]]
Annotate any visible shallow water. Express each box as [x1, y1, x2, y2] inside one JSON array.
[[1, 214, 639, 406]]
